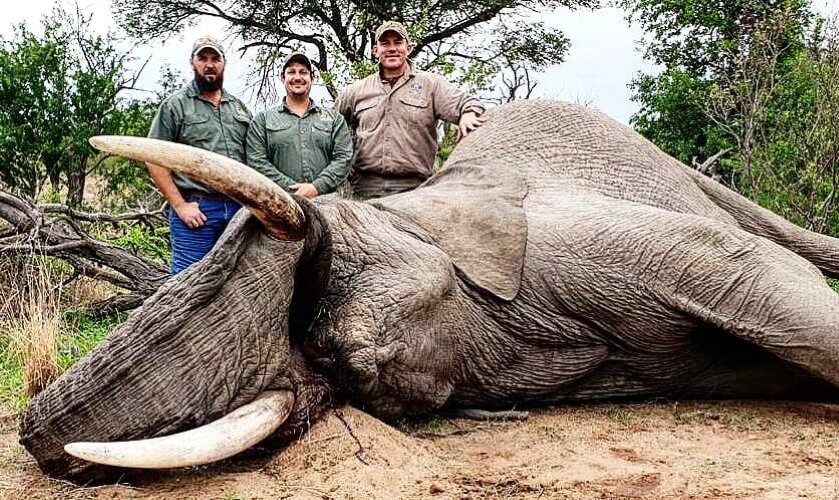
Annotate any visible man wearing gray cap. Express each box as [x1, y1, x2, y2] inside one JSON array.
[[147, 36, 252, 274], [336, 20, 486, 199], [246, 53, 352, 199]]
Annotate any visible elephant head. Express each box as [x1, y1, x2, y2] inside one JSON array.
[[19, 139, 335, 480]]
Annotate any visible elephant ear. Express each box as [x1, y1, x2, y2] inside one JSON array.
[[372, 163, 528, 301]]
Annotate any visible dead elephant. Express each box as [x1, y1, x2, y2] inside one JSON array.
[[19, 100, 839, 482]]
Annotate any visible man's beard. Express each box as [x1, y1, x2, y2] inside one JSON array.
[[194, 71, 223, 92]]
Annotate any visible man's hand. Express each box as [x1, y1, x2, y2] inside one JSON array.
[[174, 201, 207, 229], [457, 111, 487, 142], [291, 183, 319, 199]]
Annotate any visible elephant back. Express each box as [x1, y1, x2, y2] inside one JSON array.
[[446, 100, 736, 225]]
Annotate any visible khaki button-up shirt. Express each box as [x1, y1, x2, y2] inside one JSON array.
[[148, 81, 252, 194], [336, 66, 484, 179], [246, 100, 353, 194]]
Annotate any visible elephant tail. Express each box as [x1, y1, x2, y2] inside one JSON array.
[[687, 168, 839, 278]]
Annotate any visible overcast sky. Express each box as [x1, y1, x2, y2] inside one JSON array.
[[4, 0, 837, 124]]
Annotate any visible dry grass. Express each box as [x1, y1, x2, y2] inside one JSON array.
[[0, 256, 63, 404], [64, 275, 118, 307]]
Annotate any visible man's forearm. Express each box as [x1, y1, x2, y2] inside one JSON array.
[[146, 163, 186, 208]]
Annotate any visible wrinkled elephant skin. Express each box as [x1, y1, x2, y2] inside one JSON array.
[[19, 101, 839, 481]]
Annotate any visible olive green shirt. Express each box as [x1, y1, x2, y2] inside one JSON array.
[[246, 99, 353, 195], [148, 81, 252, 193]]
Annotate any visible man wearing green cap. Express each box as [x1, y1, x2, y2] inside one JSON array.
[[147, 35, 252, 274], [246, 53, 352, 198], [336, 20, 486, 199]]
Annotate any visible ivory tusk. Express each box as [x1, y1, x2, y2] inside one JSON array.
[[89, 135, 306, 240], [64, 390, 295, 469]]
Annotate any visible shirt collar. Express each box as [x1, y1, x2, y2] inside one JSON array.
[[280, 97, 319, 114], [378, 61, 415, 83]]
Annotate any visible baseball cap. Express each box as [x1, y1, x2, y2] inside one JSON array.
[[282, 53, 313, 73], [375, 20, 411, 44], [191, 35, 225, 59]]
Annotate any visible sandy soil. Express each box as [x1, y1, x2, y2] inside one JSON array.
[[1, 401, 838, 499]]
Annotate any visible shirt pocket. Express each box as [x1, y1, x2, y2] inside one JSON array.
[[355, 96, 383, 133], [265, 118, 295, 158], [229, 112, 251, 140], [181, 113, 213, 146], [312, 120, 333, 150], [398, 95, 432, 128]]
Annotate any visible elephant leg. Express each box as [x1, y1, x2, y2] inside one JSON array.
[[542, 196, 839, 391], [688, 168, 839, 277], [681, 330, 839, 400], [648, 214, 839, 388]]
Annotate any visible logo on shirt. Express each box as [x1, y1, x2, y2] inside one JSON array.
[[235, 103, 247, 116], [409, 82, 423, 96], [319, 110, 332, 122]]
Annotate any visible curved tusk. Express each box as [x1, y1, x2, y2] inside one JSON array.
[[89, 135, 306, 240], [64, 390, 295, 469]]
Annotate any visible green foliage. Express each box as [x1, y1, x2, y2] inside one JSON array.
[[109, 224, 171, 264], [0, 21, 70, 196], [0, 345, 26, 411], [625, 0, 839, 236], [0, 308, 125, 412], [622, 0, 810, 71], [0, 7, 152, 206], [629, 69, 732, 165]]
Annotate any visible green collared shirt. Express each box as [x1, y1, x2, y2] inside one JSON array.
[[148, 81, 252, 193], [246, 99, 353, 195]]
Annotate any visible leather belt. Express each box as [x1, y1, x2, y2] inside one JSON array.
[[179, 189, 230, 201]]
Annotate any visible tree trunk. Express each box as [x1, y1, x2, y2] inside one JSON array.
[[46, 159, 61, 196], [66, 160, 86, 208]]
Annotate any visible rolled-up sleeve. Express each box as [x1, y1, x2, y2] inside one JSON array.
[[245, 112, 295, 190], [312, 113, 353, 195], [431, 76, 485, 124], [148, 101, 179, 141]]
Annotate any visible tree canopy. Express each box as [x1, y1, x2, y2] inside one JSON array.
[[624, 0, 839, 235], [111, 0, 596, 99], [0, 8, 154, 206]]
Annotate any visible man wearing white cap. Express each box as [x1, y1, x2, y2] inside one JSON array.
[[336, 21, 486, 199], [147, 36, 253, 274]]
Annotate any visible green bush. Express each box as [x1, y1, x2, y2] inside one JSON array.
[[109, 223, 170, 263]]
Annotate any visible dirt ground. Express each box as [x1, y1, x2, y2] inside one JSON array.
[[1, 401, 838, 499]]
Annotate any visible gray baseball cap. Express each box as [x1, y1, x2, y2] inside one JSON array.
[[191, 35, 225, 59], [374, 20, 411, 44]]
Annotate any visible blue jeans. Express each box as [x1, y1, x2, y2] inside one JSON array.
[[169, 196, 241, 274]]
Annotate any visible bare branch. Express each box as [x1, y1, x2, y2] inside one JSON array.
[[38, 203, 166, 225]]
